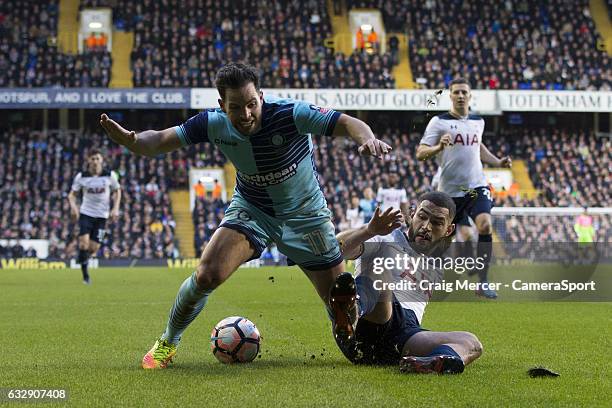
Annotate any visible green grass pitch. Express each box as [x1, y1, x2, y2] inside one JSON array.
[[1, 266, 610, 407]]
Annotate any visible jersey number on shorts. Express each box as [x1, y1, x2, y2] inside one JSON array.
[[97, 229, 106, 242], [303, 230, 329, 256], [482, 188, 492, 202]]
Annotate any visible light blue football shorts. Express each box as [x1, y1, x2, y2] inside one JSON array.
[[219, 195, 343, 271]]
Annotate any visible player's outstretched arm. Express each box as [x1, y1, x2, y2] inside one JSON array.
[[336, 207, 402, 259], [480, 143, 512, 168], [99, 114, 182, 157], [333, 114, 391, 159]]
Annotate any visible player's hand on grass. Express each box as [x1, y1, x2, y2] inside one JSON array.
[[100, 113, 137, 147], [500, 156, 512, 168], [358, 138, 392, 159], [366, 206, 403, 236]]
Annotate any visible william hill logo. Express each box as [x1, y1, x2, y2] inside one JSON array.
[[167, 258, 200, 268], [1, 258, 67, 269]]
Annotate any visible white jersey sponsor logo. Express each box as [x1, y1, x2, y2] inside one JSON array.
[[420, 113, 487, 197], [71, 171, 120, 219]]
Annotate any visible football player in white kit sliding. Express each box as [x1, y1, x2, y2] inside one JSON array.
[[67, 149, 121, 284], [331, 192, 482, 374], [416, 78, 511, 298]]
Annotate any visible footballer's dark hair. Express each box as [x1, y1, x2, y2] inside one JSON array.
[[215, 63, 260, 99], [418, 191, 456, 222], [88, 148, 103, 157], [449, 77, 471, 91]]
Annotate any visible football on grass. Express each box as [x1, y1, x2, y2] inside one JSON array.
[[210, 316, 260, 363]]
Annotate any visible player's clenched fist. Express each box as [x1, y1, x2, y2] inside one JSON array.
[[100, 113, 137, 147], [358, 138, 392, 159], [500, 156, 512, 168], [439, 133, 453, 149]]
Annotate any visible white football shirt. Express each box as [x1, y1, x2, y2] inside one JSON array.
[[354, 229, 443, 323], [420, 112, 487, 197], [431, 167, 442, 191], [376, 187, 408, 211], [71, 170, 120, 219], [346, 207, 364, 229]]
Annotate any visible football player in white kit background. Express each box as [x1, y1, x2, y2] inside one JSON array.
[[416, 78, 511, 298], [334, 191, 482, 374], [67, 149, 121, 284], [376, 173, 409, 215]]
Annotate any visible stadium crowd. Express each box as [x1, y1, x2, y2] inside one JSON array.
[[349, 0, 610, 90], [187, 122, 610, 247], [2, 0, 609, 91], [0, 1, 112, 88], [192, 197, 226, 257], [0, 127, 185, 259], [0, 120, 609, 261], [491, 128, 610, 208], [77, 0, 396, 88]]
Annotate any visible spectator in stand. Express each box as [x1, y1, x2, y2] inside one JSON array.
[[367, 28, 379, 52], [193, 179, 206, 199], [211, 179, 222, 201], [359, 187, 376, 223], [345, 195, 365, 229], [356, 28, 365, 51]]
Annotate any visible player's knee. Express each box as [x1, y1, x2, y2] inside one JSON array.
[[459, 227, 472, 241], [196, 259, 229, 289], [464, 332, 483, 357], [477, 220, 492, 235]]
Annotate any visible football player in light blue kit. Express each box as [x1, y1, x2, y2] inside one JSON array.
[[100, 63, 391, 368]]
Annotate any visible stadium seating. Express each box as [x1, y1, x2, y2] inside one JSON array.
[[0, 1, 112, 88], [4, 1, 609, 90], [495, 213, 610, 243], [0, 0, 397, 89], [192, 197, 226, 257], [0, 127, 180, 259], [348, 0, 610, 90], [81, 0, 396, 88], [1, 121, 608, 261], [487, 128, 610, 208]]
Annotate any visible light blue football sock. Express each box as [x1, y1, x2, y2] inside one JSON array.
[[161, 271, 212, 345]]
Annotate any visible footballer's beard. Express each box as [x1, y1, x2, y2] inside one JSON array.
[[235, 116, 261, 135], [407, 226, 435, 255]]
